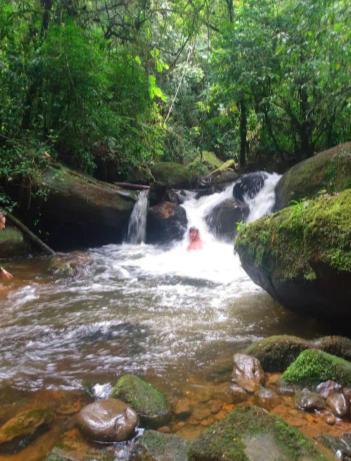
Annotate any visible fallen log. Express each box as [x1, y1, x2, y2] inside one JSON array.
[[6, 214, 56, 256], [114, 182, 150, 191]]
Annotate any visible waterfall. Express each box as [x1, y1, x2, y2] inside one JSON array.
[[126, 189, 149, 244]]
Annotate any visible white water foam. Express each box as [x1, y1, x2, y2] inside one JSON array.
[[126, 189, 149, 244]]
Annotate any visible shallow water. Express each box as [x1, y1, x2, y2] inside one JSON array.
[[0, 175, 332, 394]]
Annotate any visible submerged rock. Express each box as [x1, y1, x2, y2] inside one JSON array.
[[131, 430, 190, 461], [46, 446, 116, 461], [282, 349, 351, 386], [0, 407, 53, 450], [232, 353, 265, 393], [275, 142, 351, 210], [188, 405, 329, 461], [76, 399, 138, 443], [205, 199, 249, 241], [229, 383, 248, 403], [236, 189, 351, 318], [256, 386, 279, 410], [111, 375, 171, 428], [146, 201, 187, 244], [245, 335, 351, 372]]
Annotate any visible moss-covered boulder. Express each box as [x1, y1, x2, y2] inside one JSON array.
[[46, 446, 115, 461], [275, 142, 351, 210], [235, 190, 351, 318], [131, 430, 190, 461], [245, 335, 351, 372], [282, 349, 351, 387], [188, 405, 329, 461], [111, 375, 171, 428], [0, 407, 53, 451], [19, 163, 137, 251], [0, 226, 29, 258], [151, 162, 196, 188]]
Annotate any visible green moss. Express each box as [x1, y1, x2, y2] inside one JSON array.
[[282, 349, 351, 386], [245, 335, 351, 372], [132, 430, 190, 461], [0, 228, 23, 243], [188, 406, 328, 461], [276, 143, 351, 209], [236, 189, 351, 280], [111, 374, 170, 428], [151, 162, 196, 187], [0, 408, 53, 444]]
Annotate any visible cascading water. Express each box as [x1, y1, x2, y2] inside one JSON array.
[[126, 189, 149, 244], [0, 170, 329, 393]]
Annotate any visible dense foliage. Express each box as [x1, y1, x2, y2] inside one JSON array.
[[0, 0, 350, 208]]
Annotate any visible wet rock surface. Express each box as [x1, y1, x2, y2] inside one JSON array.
[[76, 399, 138, 443], [0, 407, 53, 451], [131, 430, 190, 461], [296, 389, 326, 412], [317, 381, 343, 399], [188, 405, 329, 461], [112, 375, 171, 428], [246, 335, 351, 373], [326, 392, 350, 418], [232, 353, 265, 393], [205, 199, 249, 241], [146, 201, 187, 244]]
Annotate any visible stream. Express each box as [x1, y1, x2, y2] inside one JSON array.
[[0, 173, 331, 395]]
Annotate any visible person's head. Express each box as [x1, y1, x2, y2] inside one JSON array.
[[189, 227, 200, 242], [0, 213, 6, 231]]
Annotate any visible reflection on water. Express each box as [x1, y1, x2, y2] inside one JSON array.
[[0, 241, 330, 392]]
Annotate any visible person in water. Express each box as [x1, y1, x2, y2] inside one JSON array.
[[0, 212, 14, 282], [187, 226, 203, 251]]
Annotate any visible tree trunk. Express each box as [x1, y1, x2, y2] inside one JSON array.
[[225, 0, 234, 23], [239, 100, 247, 167]]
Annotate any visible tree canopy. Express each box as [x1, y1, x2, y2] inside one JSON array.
[[0, 0, 350, 204]]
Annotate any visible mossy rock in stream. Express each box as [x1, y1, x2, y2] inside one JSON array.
[[282, 349, 351, 387], [235, 189, 351, 318], [150, 162, 197, 188], [188, 405, 329, 461], [111, 375, 171, 428], [46, 447, 115, 461], [275, 142, 351, 210], [0, 407, 53, 452], [245, 335, 351, 372], [0, 226, 29, 258], [131, 430, 190, 461]]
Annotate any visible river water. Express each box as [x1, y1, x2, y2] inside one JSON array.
[[0, 174, 330, 394]]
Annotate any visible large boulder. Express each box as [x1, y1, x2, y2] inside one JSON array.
[[76, 399, 138, 443], [151, 162, 196, 188], [0, 226, 29, 258], [235, 190, 351, 318], [188, 405, 329, 461], [232, 171, 268, 204], [146, 201, 187, 244], [245, 335, 351, 372], [111, 375, 171, 428], [19, 164, 137, 250], [131, 430, 190, 461], [282, 349, 351, 387], [205, 199, 248, 241], [275, 142, 351, 210]]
